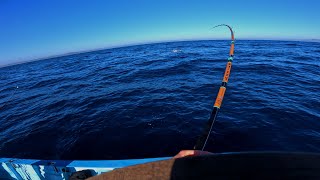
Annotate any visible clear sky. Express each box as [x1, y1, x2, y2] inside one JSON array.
[[0, 0, 319, 66]]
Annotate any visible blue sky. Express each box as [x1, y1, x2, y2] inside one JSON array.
[[0, 0, 319, 66]]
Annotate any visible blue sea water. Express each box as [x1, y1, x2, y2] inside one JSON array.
[[0, 40, 319, 160]]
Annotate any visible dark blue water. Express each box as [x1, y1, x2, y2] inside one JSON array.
[[0, 40, 319, 160]]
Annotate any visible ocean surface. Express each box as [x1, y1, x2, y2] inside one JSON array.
[[0, 40, 319, 160]]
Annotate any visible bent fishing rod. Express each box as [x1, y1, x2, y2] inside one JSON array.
[[194, 24, 235, 150]]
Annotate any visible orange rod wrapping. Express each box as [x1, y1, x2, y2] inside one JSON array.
[[229, 43, 234, 56], [222, 62, 232, 83], [214, 87, 226, 108]]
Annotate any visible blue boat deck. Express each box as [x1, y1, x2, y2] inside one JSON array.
[[0, 157, 170, 179]]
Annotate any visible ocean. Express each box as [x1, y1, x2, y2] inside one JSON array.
[[0, 40, 319, 160]]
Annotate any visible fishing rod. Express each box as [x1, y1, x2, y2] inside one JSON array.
[[194, 24, 235, 150]]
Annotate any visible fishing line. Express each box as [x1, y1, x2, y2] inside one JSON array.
[[194, 24, 235, 151]]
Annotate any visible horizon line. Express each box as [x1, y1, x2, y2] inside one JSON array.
[[1, 38, 320, 68]]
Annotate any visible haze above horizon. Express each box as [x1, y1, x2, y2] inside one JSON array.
[[1, 0, 319, 66]]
